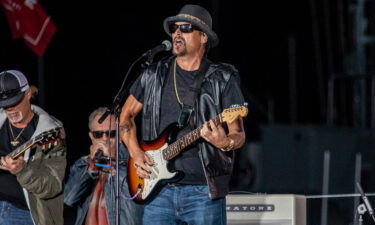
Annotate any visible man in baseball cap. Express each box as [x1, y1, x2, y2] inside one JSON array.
[[0, 70, 66, 225], [0, 70, 30, 109]]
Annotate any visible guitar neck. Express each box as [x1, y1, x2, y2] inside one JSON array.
[[11, 141, 35, 159], [0, 128, 60, 165], [163, 115, 222, 160], [0, 139, 35, 166]]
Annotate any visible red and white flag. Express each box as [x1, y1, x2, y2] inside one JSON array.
[[1, 0, 57, 56]]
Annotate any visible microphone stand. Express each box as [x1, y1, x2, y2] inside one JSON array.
[[97, 53, 151, 225], [356, 203, 367, 225], [356, 182, 375, 224]]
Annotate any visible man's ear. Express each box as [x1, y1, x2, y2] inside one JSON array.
[[201, 32, 208, 44], [26, 89, 32, 100], [89, 131, 94, 142]]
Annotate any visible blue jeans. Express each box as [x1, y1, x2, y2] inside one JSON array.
[[143, 185, 226, 225], [0, 201, 33, 225]]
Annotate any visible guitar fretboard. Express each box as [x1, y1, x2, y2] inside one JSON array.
[[162, 115, 222, 160], [0, 128, 60, 166], [0, 139, 35, 166], [9, 140, 35, 157]]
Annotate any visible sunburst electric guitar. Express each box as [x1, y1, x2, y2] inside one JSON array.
[[128, 104, 248, 203], [0, 128, 61, 166]]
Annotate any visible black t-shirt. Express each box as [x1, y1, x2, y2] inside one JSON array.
[[0, 114, 39, 209], [130, 61, 244, 184]]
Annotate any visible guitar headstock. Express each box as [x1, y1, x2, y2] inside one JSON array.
[[34, 128, 60, 146], [221, 104, 248, 123]]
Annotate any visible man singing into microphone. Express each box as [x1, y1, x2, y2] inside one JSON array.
[[64, 107, 143, 225], [120, 4, 246, 225]]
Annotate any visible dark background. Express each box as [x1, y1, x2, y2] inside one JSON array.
[[0, 0, 324, 161], [1, 0, 375, 224]]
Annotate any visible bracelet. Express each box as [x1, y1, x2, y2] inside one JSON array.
[[220, 138, 235, 152]]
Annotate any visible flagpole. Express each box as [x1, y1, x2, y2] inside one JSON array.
[[37, 55, 45, 108]]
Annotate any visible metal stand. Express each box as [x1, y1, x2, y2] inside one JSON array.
[[356, 203, 367, 225], [97, 47, 157, 225], [307, 193, 375, 225], [114, 106, 121, 225], [356, 182, 375, 224]]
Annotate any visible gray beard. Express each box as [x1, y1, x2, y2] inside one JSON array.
[[7, 111, 23, 123]]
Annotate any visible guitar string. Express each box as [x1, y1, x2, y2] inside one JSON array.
[[164, 116, 221, 160]]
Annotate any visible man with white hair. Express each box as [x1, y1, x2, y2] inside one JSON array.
[[64, 107, 143, 225], [0, 70, 66, 225]]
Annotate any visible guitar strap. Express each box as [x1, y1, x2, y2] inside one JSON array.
[[177, 58, 211, 128]]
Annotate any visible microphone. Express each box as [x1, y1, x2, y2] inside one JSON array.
[[98, 108, 111, 124], [93, 149, 104, 161], [356, 182, 375, 222], [143, 40, 172, 64]]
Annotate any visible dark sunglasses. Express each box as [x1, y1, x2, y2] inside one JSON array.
[[91, 130, 116, 139], [169, 23, 200, 34]]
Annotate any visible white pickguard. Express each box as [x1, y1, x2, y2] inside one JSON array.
[[141, 143, 177, 200]]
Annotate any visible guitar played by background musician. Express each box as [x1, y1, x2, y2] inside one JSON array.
[[0, 70, 66, 225], [120, 4, 246, 225]]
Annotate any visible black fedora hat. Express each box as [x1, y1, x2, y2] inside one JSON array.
[[163, 4, 219, 48]]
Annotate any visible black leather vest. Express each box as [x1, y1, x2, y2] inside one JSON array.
[[139, 56, 243, 199]]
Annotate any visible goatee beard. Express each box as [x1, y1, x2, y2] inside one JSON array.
[[8, 111, 23, 123], [172, 50, 187, 57], [173, 37, 187, 56]]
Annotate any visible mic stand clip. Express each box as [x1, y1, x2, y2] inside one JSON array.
[[356, 203, 366, 225]]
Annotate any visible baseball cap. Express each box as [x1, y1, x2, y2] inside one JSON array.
[[0, 70, 30, 108]]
